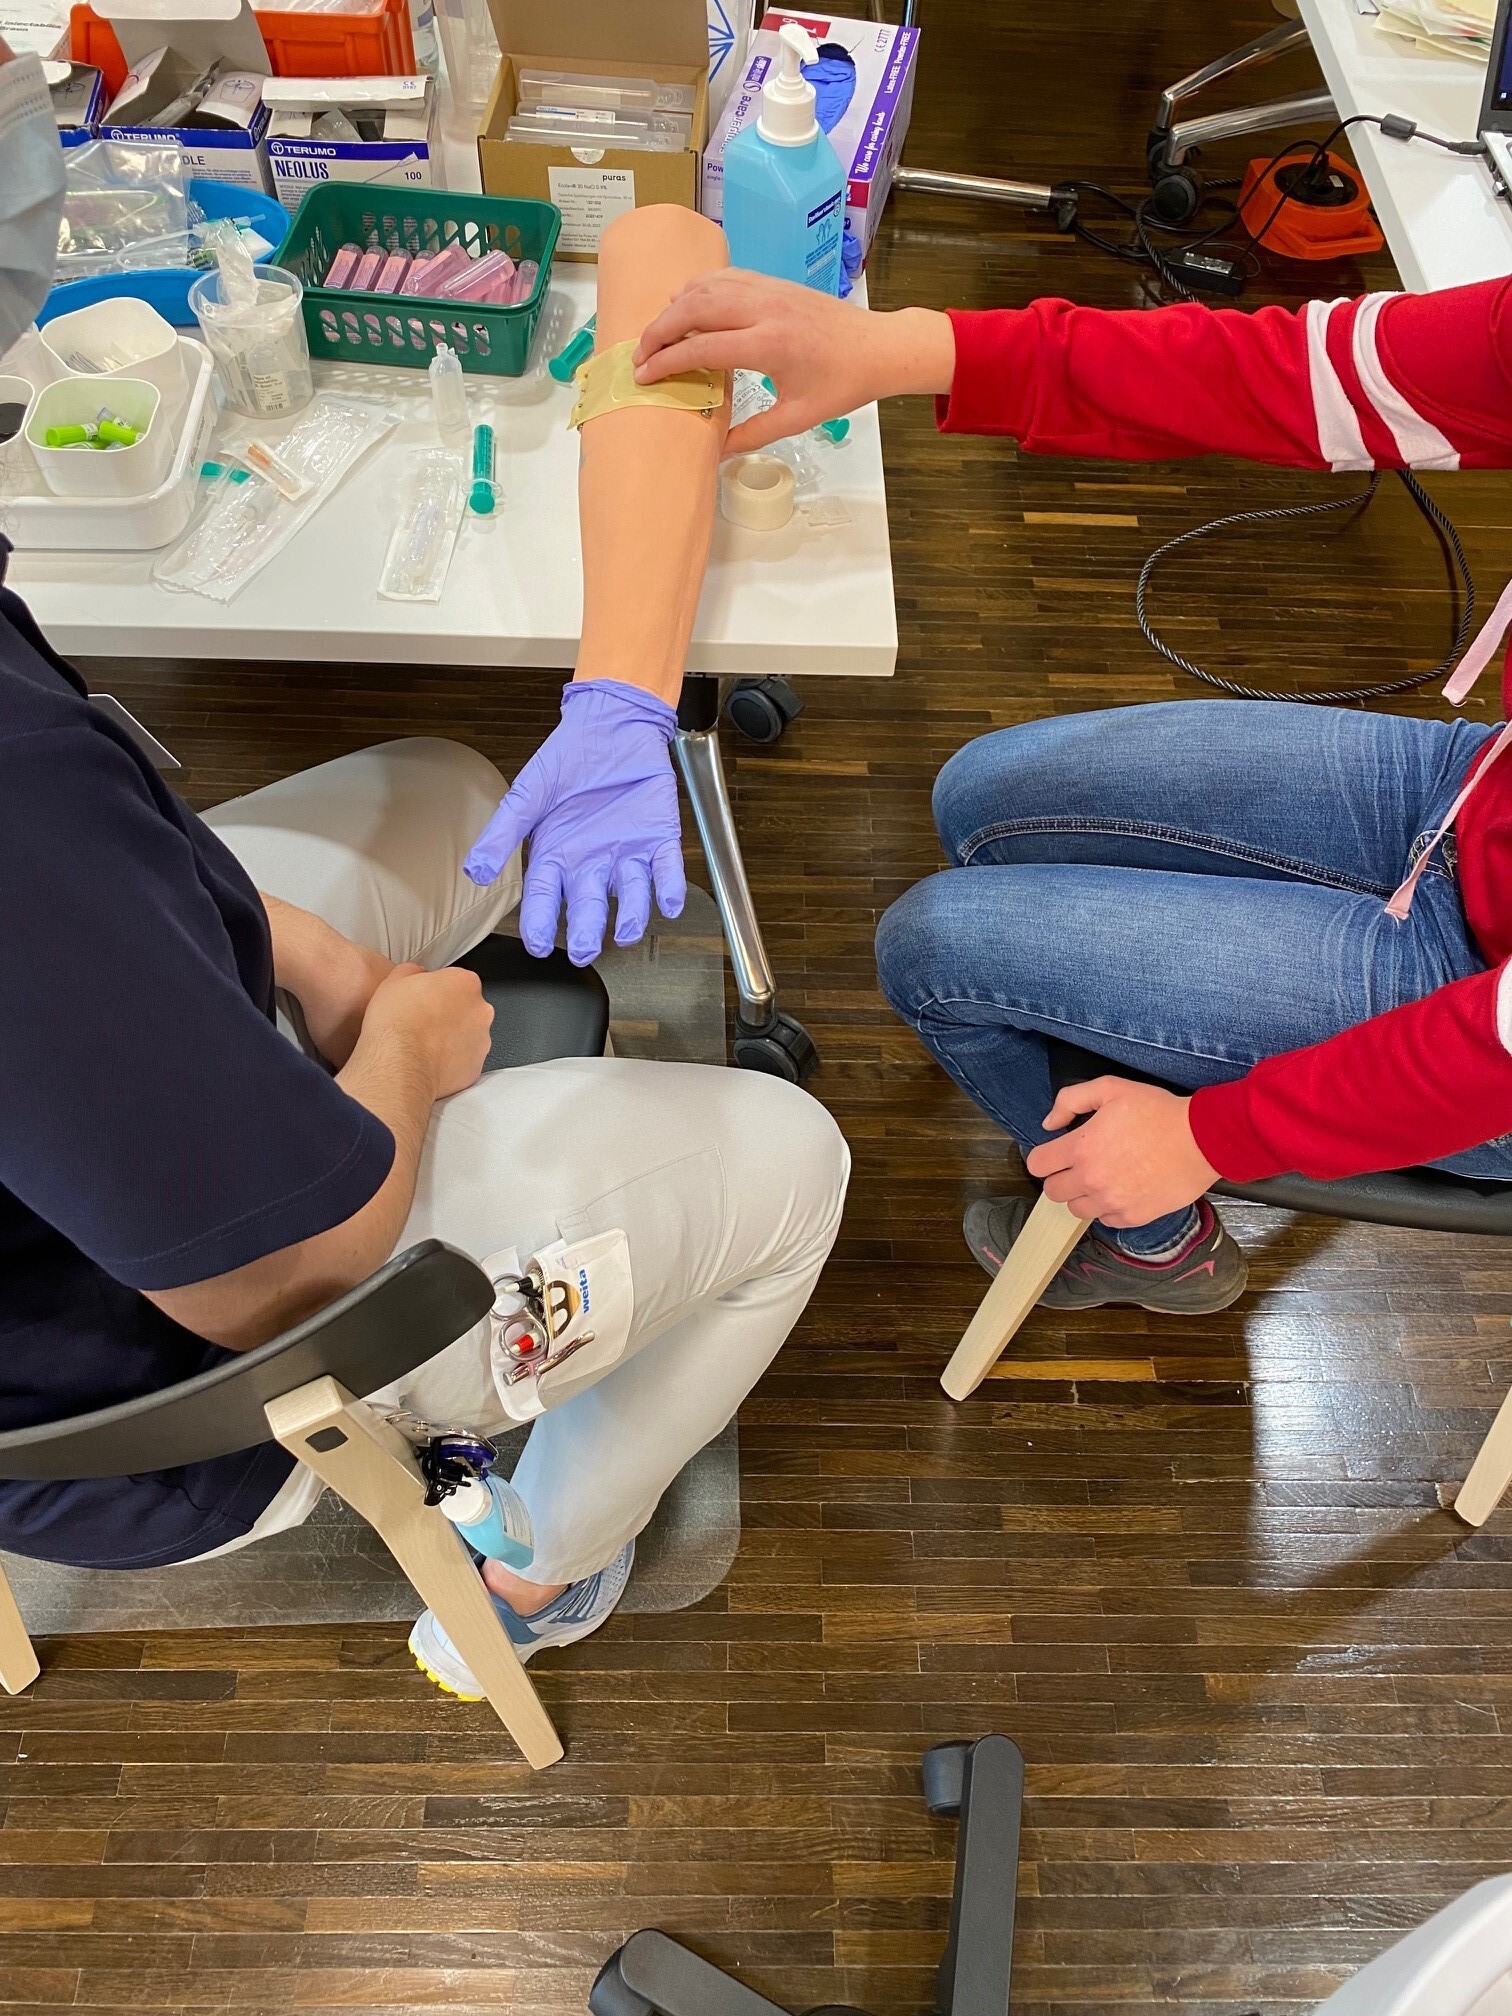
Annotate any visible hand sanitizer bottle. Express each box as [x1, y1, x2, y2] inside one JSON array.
[[439, 1471, 535, 1570], [721, 21, 847, 295]]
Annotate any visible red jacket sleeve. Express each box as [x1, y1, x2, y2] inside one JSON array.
[[937, 277, 1512, 472], [1189, 962, 1512, 1182]]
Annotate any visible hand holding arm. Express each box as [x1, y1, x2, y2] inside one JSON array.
[[260, 890, 394, 1068], [147, 964, 493, 1350], [634, 269, 956, 454]]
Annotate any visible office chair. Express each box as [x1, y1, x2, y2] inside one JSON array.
[[942, 1038, 1512, 1528], [0, 940, 612, 1771], [589, 1735, 1024, 2016], [874, 3, 1333, 232]]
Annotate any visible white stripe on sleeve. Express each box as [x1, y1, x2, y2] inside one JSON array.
[[1496, 963, 1512, 1059], [1305, 298, 1373, 472], [1352, 292, 1460, 471]]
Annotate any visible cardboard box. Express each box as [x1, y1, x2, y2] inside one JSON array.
[[94, 0, 272, 192], [264, 74, 443, 205], [478, 0, 709, 260], [706, 0, 753, 115], [703, 8, 918, 260]]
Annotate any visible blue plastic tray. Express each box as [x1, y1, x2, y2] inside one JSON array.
[[38, 181, 291, 330]]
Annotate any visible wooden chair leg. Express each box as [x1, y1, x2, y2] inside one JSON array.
[[0, 1556, 39, 1696], [941, 1195, 1086, 1402], [1455, 1382, 1512, 1528], [265, 1377, 563, 1768]]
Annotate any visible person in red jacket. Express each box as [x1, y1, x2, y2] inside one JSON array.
[[634, 269, 1512, 1313]]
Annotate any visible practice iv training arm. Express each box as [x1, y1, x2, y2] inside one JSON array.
[[937, 275, 1512, 471], [465, 205, 732, 964]]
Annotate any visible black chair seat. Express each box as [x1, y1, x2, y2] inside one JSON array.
[[455, 934, 610, 1071], [1046, 1039, 1512, 1238]]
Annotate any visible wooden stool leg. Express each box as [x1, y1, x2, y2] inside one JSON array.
[[941, 1195, 1086, 1402], [266, 1377, 563, 1768], [0, 1558, 39, 1695], [1455, 1382, 1512, 1527]]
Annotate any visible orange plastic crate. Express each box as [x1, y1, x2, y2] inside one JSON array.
[[72, 0, 415, 99]]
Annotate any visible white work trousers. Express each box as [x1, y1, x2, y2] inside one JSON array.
[[201, 738, 849, 1584]]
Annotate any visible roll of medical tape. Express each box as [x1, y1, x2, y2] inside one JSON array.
[[720, 454, 796, 531]]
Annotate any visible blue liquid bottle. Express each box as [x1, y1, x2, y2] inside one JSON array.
[[440, 1471, 535, 1570], [721, 21, 846, 295]]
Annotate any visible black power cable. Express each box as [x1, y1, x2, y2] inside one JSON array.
[[1136, 471, 1476, 704]]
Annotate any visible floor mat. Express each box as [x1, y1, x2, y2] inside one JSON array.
[[4, 890, 736, 1634]]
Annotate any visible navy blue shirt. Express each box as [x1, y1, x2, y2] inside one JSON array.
[[0, 541, 395, 1568]]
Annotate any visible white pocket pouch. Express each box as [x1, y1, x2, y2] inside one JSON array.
[[484, 1228, 634, 1425]]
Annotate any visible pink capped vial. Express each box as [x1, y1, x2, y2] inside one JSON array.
[[374, 251, 412, 293], [439, 248, 516, 301], [399, 253, 437, 295], [323, 242, 363, 288], [349, 248, 385, 291]]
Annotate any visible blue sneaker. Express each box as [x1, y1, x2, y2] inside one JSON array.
[[408, 1540, 635, 1701]]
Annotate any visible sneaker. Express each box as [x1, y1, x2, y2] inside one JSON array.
[[963, 1195, 1247, 1315], [409, 1540, 635, 1701]]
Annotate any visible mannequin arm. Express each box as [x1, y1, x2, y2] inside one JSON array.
[[462, 204, 731, 960], [575, 204, 732, 702]]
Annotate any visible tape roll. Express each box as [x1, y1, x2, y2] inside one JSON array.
[[720, 453, 795, 531]]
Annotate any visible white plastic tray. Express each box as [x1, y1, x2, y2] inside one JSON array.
[[4, 339, 218, 553]]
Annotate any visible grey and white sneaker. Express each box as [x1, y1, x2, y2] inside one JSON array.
[[963, 1196, 1248, 1315], [409, 1540, 635, 1701]]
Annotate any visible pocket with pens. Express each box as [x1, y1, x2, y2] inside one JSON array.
[[484, 1230, 635, 1424]]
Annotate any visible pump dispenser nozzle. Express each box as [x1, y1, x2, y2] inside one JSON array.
[[757, 20, 821, 146]]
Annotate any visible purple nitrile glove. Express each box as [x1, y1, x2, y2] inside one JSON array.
[[464, 678, 686, 967]]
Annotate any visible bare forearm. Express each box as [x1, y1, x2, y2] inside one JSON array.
[[260, 890, 346, 997], [574, 206, 733, 703]]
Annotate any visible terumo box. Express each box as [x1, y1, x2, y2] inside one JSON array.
[[264, 74, 443, 204], [95, 0, 272, 193], [478, 0, 709, 260]]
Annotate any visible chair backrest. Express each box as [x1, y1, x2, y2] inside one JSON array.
[[1313, 1873, 1512, 2015], [0, 1241, 495, 1483]]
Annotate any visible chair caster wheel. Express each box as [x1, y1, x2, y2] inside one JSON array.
[[922, 1740, 970, 1817], [733, 1013, 818, 1084], [724, 676, 804, 744]]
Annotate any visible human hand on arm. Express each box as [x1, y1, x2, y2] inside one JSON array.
[[147, 965, 492, 1351], [634, 270, 956, 454], [1025, 1080, 1219, 1227]]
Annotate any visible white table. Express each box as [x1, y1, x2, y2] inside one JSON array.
[[11, 105, 897, 679], [1297, 0, 1512, 289]]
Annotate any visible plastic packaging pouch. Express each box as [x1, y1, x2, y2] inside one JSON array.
[[152, 396, 396, 601]]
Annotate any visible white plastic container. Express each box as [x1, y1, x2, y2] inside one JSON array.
[[8, 340, 216, 551], [40, 297, 187, 410], [25, 374, 171, 499]]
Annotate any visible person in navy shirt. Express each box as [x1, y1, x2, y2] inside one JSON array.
[[0, 52, 847, 1690]]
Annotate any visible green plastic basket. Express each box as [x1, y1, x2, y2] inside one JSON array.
[[275, 184, 561, 377]]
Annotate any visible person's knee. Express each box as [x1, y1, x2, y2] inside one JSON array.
[[724, 1073, 849, 1255], [373, 737, 506, 809], [875, 870, 977, 1027]]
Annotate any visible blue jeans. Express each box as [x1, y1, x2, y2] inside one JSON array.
[[875, 700, 1507, 1251]]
